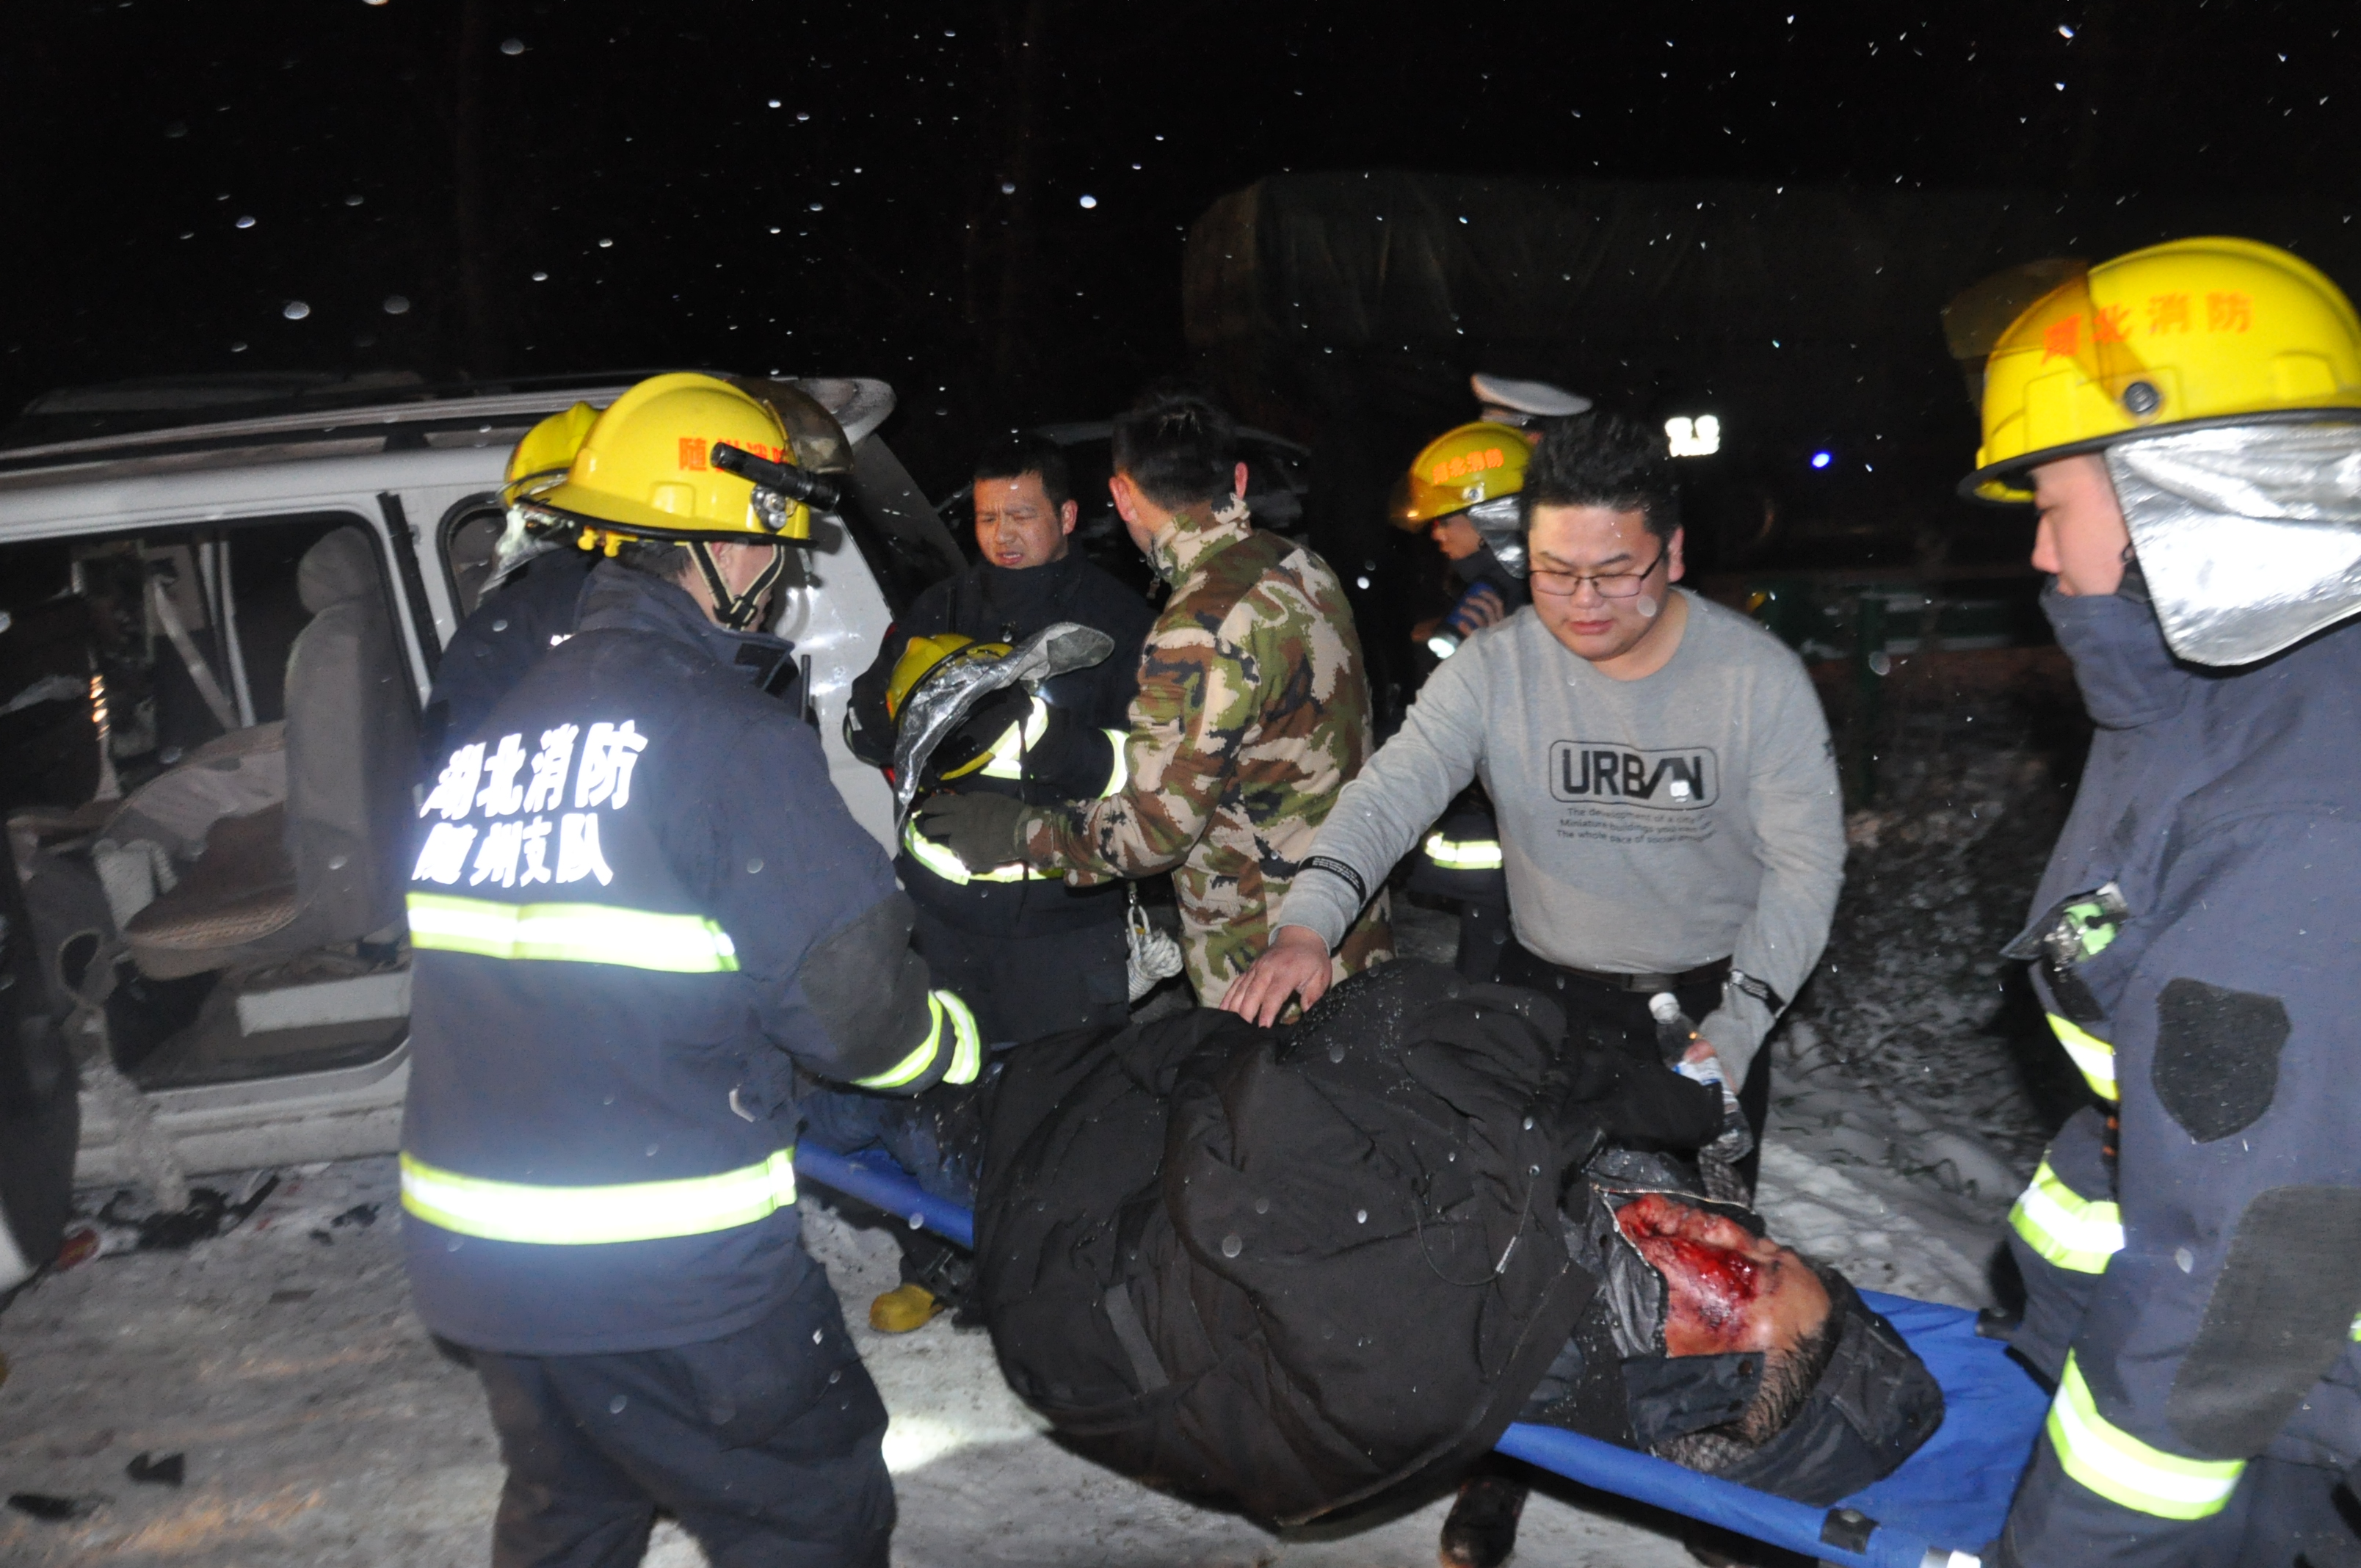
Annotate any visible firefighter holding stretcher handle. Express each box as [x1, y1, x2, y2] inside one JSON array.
[[1951, 239, 2361, 1566], [399, 375, 981, 1568]]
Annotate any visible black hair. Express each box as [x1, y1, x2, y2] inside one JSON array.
[[1109, 381, 1241, 510], [973, 431, 1073, 515], [615, 538, 692, 580], [1650, 1260, 1846, 1473], [1520, 411, 1681, 541]]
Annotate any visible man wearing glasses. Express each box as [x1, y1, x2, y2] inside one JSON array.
[[1225, 409, 1843, 1193]]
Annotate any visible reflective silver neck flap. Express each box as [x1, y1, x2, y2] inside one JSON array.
[[1466, 496, 1528, 578], [2108, 422, 2361, 667]]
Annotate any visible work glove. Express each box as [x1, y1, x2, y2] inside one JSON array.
[[914, 791, 1030, 874]]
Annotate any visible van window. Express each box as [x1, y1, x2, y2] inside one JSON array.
[[438, 499, 507, 620], [2, 514, 417, 1089]]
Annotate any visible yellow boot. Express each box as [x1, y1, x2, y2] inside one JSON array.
[[869, 1282, 946, 1334]]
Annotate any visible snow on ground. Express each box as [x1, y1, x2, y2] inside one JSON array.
[[0, 672, 2086, 1565], [0, 1161, 1697, 1567], [1751, 660, 2092, 1309]]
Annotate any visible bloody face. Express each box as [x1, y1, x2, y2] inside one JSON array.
[[1614, 1191, 1831, 1359]]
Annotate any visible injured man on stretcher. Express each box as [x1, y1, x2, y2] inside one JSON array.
[[805, 960, 1942, 1553]]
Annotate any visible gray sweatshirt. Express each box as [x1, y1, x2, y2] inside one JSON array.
[[1280, 590, 1844, 1083]]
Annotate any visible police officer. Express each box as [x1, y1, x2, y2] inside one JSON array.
[[1960, 239, 2361, 1564], [400, 374, 981, 1568]]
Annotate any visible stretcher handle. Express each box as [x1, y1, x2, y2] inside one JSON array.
[[793, 1144, 976, 1249]]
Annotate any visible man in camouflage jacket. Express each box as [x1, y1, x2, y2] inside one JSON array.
[[918, 390, 1390, 1006]]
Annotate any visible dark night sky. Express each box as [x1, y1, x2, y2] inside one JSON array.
[[3, 0, 2355, 493]]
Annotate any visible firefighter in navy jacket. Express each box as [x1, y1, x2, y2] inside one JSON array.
[[401, 374, 978, 1568], [1959, 241, 2361, 1564]]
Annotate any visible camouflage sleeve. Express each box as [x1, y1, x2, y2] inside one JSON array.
[[1274, 636, 1490, 948], [1018, 600, 1247, 882]]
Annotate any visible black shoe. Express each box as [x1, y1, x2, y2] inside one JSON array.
[[1438, 1474, 1527, 1568]]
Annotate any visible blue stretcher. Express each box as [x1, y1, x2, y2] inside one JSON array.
[[793, 1145, 2049, 1568]]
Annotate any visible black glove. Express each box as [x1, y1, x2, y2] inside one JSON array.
[[1585, 1056, 1725, 1155], [844, 634, 905, 769], [914, 791, 1030, 874]]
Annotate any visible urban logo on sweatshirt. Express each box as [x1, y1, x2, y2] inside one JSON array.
[[1549, 742, 1718, 810]]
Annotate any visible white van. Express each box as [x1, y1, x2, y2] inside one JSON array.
[[0, 373, 958, 1291]]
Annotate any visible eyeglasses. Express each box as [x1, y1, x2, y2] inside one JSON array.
[[1528, 540, 1668, 600]]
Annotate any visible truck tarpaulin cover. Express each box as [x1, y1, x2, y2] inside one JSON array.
[[1179, 172, 2361, 576]]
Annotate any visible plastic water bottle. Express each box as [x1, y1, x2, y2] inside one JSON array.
[[1651, 992, 1753, 1182], [1650, 991, 1702, 1069]]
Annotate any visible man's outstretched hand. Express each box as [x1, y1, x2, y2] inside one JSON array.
[[914, 791, 1029, 873], [1222, 924, 1332, 1027]]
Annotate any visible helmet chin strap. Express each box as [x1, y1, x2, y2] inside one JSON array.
[[690, 540, 786, 631]]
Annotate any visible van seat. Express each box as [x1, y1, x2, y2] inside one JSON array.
[[107, 528, 417, 980], [122, 805, 299, 979]]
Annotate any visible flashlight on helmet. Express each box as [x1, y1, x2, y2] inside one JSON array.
[[711, 442, 843, 515]]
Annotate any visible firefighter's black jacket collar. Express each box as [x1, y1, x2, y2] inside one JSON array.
[[577, 560, 795, 692]]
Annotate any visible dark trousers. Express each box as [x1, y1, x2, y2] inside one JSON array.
[[1495, 936, 1771, 1192], [471, 1261, 893, 1568], [1453, 898, 1514, 984], [910, 904, 1130, 1046]]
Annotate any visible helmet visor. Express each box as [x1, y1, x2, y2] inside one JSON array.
[[1951, 261, 2169, 500], [1942, 258, 2091, 367], [2107, 421, 2361, 665]]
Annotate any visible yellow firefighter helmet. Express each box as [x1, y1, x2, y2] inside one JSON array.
[[535, 373, 813, 545], [1390, 421, 1533, 529], [885, 634, 1020, 782], [501, 402, 601, 507], [1962, 236, 2361, 502]]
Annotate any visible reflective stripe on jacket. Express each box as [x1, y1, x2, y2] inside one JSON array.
[[2046, 1013, 2117, 1102], [1421, 830, 1505, 871], [2010, 1155, 2125, 1276], [2045, 1353, 2245, 1522], [399, 565, 968, 1357], [402, 1148, 797, 1245], [2001, 584, 2361, 1559]]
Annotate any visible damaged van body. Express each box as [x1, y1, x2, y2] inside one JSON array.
[[0, 372, 956, 1292]]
